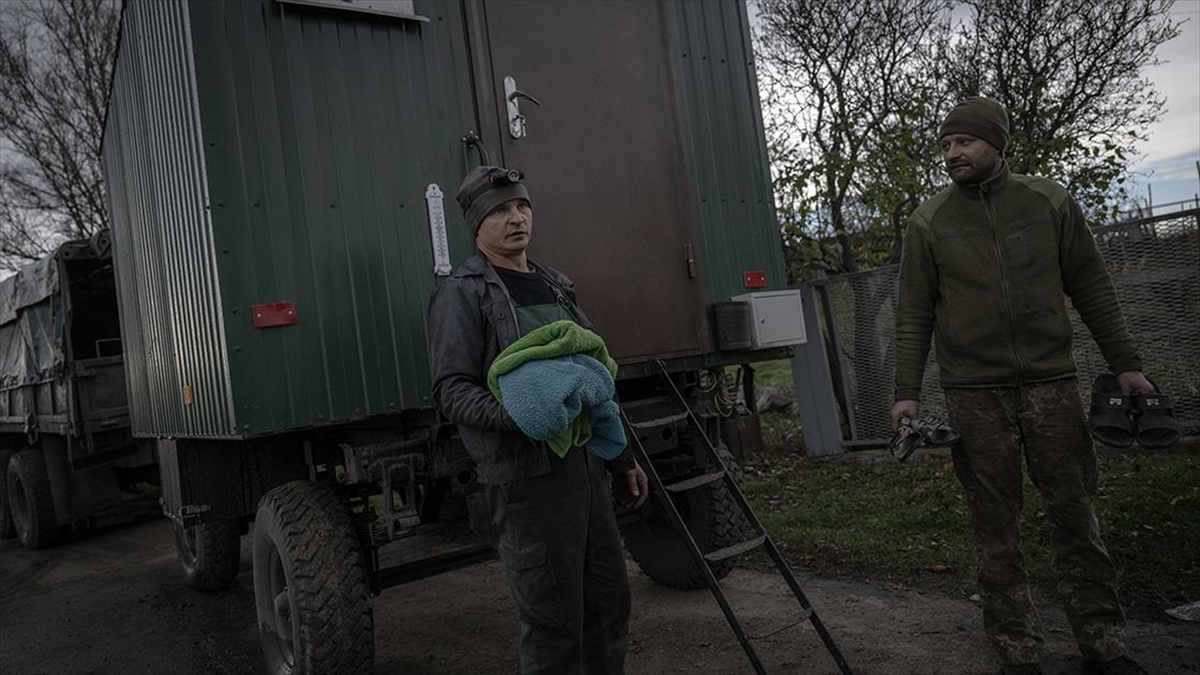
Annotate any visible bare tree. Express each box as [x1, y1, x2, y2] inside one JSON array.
[[758, 0, 1180, 278], [756, 0, 955, 427], [755, 0, 953, 277], [949, 0, 1180, 220], [0, 0, 119, 273]]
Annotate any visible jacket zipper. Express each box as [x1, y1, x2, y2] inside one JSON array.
[[981, 189, 1026, 380], [483, 273, 548, 451], [503, 287, 520, 338], [480, 273, 521, 344]]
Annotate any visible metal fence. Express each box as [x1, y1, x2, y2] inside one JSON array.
[[802, 208, 1200, 448]]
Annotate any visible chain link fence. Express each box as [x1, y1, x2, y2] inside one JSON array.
[[804, 208, 1200, 448]]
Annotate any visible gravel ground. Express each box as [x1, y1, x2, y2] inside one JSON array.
[[1, 518, 1196, 675]]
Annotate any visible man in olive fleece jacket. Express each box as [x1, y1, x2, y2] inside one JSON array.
[[891, 97, 1151, 675]]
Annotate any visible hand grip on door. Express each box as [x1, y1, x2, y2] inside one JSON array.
[[504, 76, 540, 139]]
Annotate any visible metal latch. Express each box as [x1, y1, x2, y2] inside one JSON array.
[[504, 76, 541, 139], [340, 441, 427, 542]]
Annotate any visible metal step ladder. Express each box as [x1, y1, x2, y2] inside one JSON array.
[[623, 360, 854, 675]]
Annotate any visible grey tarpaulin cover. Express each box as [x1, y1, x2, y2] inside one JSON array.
[[0, 237, 100, 391]]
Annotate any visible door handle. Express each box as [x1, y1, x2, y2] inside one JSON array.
[[504, 76, 540, 139]]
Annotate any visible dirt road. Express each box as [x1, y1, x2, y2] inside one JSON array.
[[1, 518, 1195, 675]]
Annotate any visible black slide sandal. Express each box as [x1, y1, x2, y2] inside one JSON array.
[[1088, 373, 1134, 448], [1132, 376, 1180, 449]]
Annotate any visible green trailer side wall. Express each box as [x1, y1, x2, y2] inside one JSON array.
[[104, 0, 236, 437], [104, 0, 786, 440], [667, 0, 786, 301], [186, 0, 478, 435]]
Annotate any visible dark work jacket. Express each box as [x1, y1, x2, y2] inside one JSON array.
[[427, 250, 634, 485]]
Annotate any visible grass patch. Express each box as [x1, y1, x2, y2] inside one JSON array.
[[745, 359, 793, 389], [743, 414, 1200, 616]]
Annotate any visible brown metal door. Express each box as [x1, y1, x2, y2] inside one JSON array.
[[469, 0, 709, 361]]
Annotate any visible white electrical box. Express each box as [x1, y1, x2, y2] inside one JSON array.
[[730, 290, 807, 348]]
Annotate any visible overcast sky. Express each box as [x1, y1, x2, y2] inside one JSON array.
[[1130, 0, 1200, 208]]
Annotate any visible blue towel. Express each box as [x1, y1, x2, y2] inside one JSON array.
[[496, 354, 627, 460]]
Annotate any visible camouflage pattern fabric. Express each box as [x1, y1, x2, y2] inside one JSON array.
[[486, 447, 630, 675], [944, 378, 1127, 665]]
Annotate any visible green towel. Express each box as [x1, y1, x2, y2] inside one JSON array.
[[488, 320, 618, 457]]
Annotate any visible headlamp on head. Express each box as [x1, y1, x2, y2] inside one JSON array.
[[491, 168, 524, 187], [464, 167, 526, 208], [456, 164, 532, 234]]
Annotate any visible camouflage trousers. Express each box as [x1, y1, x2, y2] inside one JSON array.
[[944, 378, 1127, 665], [486, 447, 630, 675]]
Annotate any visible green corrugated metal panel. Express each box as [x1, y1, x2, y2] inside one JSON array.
[[667, 0, 786, 302], [104, 0, 786, 439], [104, 0, 236, 437], [185, 0, 477, 435]]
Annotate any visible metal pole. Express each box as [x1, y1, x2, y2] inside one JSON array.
[[818, 283, 858, 444]]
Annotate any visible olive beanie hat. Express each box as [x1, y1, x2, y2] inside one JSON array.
[[455, 165, 532, 234], [939, 97, 1010, 152]]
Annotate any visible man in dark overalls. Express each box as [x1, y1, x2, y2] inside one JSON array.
[[428, 165, 649, 675]]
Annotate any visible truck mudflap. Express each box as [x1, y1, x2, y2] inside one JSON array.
[[157, 438, 310, 527]]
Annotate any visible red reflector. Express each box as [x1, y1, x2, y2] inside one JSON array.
[[743, 271, 767, 289], [252, 302, 298, 329]]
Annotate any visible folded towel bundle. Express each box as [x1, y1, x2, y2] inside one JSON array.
[[487, 321, 626, 459]]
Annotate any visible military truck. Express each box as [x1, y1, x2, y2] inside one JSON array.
[[0, 232, 157, 549], [102, 0, 805, 672]]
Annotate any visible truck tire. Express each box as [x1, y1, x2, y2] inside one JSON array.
[[618, 445, 751, 589], [6, 449, 60, 549], [252, 481, 373, 675], [174, 520, 242, 592], [0, 449, 16, 539]]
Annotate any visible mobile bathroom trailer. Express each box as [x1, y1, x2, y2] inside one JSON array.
[[102, 0, 804, 671]]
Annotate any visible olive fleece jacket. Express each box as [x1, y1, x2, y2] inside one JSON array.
[[894, 163, 1141, 401]]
